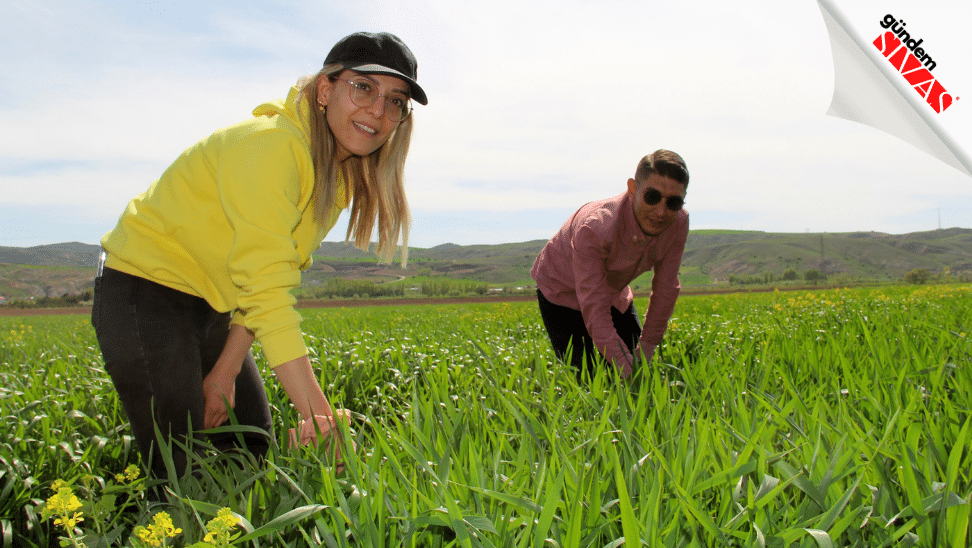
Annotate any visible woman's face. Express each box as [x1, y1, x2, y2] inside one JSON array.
[[318, 70, 409, 161]]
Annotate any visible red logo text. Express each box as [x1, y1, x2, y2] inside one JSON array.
[[873, 16, 956, 114]]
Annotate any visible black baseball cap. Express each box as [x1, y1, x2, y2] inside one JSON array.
[[324, 32, 428, 105]]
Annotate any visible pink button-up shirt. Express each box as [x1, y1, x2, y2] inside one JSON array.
[[531, 191, 689, 366]]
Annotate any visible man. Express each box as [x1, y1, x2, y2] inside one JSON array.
[[531, 149, 689, 379]]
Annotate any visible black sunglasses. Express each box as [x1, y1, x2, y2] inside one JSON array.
[[644, 188, 685, 212]]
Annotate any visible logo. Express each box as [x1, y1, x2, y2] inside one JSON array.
[[873, 14, 958, 114]]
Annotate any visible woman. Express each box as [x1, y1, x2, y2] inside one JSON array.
[[91, 32, 427, 480]]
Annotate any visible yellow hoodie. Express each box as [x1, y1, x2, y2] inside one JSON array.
[[102, 86, 347, 368]]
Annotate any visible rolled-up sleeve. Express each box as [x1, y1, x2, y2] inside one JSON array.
[[216, 131, 312, 367]]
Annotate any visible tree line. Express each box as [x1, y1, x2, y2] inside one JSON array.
[[3, 289, 94, 309], [294, 278, 497, 300], [727, 267, 966, 287]]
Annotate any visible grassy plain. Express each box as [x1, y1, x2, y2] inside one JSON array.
[[1, 285, 970, 546]]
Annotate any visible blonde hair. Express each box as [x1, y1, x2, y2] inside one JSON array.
[[298, 64, 412, 266]]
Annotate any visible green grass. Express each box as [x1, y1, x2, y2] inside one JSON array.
[[1, 286, 971, 546], [631, 267, 714, 290]]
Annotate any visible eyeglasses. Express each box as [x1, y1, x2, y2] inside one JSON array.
[[644, 188, 685, 211], [342, 78, 412, 122]]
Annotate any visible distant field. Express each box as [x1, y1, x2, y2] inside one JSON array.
[[1, 285, 970, 546], [0, 263, 93, 299]]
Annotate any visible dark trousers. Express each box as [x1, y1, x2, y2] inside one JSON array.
[[536, 288, 641, 379], [92, 266, 272, 482]]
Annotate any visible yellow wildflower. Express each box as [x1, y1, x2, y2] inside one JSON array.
[[132, 511, 182, 547], [53, 512, 84, 529], [152, 511, 181, 538], [133, 525, 161, 547], [203, 507, 241, 545], [43, 481, 82, 518], [116, 464, 141, 483], [41, 480, 86, 541]]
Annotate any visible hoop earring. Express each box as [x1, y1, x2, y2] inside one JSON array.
[[317, 101, 326, 113]]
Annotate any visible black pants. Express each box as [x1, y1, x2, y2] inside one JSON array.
[[536, 289, 641, 379], [92, 267, 272, 481]]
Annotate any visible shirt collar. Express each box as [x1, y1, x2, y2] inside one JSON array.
[[620, 191, 655, 246]]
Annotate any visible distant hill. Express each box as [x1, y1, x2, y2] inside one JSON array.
[[681, 228, 972, 283], [2, 228, 971, 299], [0, 242, 102, 267]]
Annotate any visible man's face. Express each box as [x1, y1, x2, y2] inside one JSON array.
[[627, 173, 686, 236]]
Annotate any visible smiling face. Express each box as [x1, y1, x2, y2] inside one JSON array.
[[317, 70, 410, 161], [627, 172, 686, 236]]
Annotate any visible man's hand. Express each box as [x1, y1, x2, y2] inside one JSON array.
[[639, 344, 657, 366], [203, 365, 238, 429], [615, 340, 634, 379], [620, 343, 656, 380], [617, 358, 633, 379]]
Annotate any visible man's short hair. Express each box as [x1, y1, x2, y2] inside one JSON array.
[[635, 150, 689, 186]]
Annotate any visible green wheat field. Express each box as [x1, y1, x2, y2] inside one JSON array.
[[1, 284, 970, 547]]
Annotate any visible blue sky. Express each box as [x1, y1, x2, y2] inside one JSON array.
[[1, 0, 970, 249]]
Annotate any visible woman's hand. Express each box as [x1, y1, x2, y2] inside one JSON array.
[[288, 410, 355, 471], [202, 323, 255, 429], [202, 366, 238, 429], [288, 409, 351, 447], [274, 355, 355, 469]]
